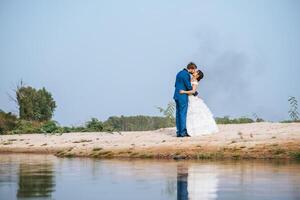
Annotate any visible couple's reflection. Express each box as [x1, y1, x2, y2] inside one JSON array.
[[177, 163, 218, 200], [17, 162, 55, 198]]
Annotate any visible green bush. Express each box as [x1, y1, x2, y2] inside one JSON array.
[[255, 118, 265, 122], [61, 126, 72, 133], [281, 120, 300, 123], [104, 115, 175, 131], [12, 120, 42, 134], [289, 152, 300, 160], [215, 116, 254, 124], [0, 110, 18, 134], [40, 121, 60, 133], [86, 118, 104, 132]]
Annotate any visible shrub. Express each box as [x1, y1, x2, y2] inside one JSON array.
[[0, 110, 18, 134], [215, 116, 254, 124], [104, 115, 175, 131], [12, 120, 42, 134], [61, 126, 72, 133], [40, 121, 60, 133], [86, 118, 104, 132]]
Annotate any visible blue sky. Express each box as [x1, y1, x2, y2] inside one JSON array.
[[1, 0, 300, 125]]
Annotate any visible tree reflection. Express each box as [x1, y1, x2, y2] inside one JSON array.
[[17, 163, 55, 198]]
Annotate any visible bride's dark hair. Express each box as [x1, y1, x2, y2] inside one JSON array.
[[197, 70, 204, 82]]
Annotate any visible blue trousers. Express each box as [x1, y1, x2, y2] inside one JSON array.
[[177, 170, 188, 200], [175, 99, 188, 137]]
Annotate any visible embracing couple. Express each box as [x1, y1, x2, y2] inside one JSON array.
[[173, 62, 219, 137]]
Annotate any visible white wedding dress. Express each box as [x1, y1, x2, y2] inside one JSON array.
[[186, 81, 219, 136], [187, 164, 219, 200]]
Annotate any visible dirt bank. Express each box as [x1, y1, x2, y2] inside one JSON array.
[[1, 122, 300, 160]]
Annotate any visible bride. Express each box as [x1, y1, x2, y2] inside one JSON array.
[[180, 70, 219, 136]]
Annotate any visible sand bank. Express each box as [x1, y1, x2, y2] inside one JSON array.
[[1, 122, 300, 160]]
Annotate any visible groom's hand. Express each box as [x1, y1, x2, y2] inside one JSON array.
[[193, 91, 198, 96]]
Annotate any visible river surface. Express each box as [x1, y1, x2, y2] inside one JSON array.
[[0, 153, 299, 200]]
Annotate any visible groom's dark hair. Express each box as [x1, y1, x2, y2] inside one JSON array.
[[186, 62, 197, 69]]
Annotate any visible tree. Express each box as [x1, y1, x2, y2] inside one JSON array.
[[156, 102, 175, 119], [16, 85, 56, 121], [288, 96, 299, 121]]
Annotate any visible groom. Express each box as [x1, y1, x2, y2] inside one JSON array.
[[173, 62, 198, 137]]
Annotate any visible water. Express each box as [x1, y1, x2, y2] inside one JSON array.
[[0, 153, 299, 200]]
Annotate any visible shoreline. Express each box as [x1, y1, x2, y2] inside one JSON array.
[[1, 122, 300, 160]]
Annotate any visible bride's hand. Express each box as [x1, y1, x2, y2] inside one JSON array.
[[179, 90, 185, 94]]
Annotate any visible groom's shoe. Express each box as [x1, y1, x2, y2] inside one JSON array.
[[179, 133, 190, 137]]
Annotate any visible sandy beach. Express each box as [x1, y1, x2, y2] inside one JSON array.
[[1, 122, 300, 160]]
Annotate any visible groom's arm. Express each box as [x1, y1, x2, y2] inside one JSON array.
[[181, 84, 197, 94]]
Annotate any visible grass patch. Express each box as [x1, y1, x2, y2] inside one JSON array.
[[196, 153, 212, 159], [1, 141, 12, 145], [129, 152, 139, 157], [91, 150, 114, 158], [289, 152, 300, 160], [67, 147, 74, 151], [64, 153, 75, 158], [117, 151, 127, 154], [196, 152, 224, 160], [232, 154, 241, 160], [72, 139, 92, 143], [55, 150, 66, 157], [92, 147, 103, 151], [2, 141, 13, 145], [139, 153, 154, 159], [273, 148, 286, 155]]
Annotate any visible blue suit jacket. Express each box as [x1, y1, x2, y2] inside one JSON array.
[[173, 69, 193, 101]]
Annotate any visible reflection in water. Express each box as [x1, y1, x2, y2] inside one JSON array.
[[17, 163, 55, 198], [188, 164, 218, 200], [177, 163, 218, 200], [177, 164, 188, 200], [0, 154, 300, 200]]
